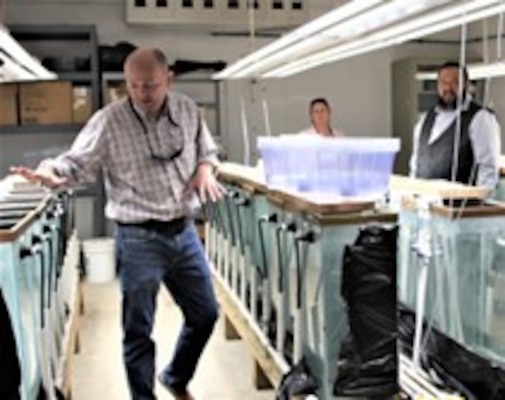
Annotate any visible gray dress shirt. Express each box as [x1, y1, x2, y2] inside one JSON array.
[[44, 91, 218, 223]]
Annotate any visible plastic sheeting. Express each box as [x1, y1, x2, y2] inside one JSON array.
[[399, 305, 505, 399], [333, 225, 399, 397]]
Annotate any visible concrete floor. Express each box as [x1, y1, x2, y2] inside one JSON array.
[[73, 281, 275, 400]]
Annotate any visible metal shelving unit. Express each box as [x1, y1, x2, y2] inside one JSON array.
[[8, 24, 101, 114], [0, 25, 106, 237]]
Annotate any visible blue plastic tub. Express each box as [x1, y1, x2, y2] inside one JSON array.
[[257, 136, 400, 198]]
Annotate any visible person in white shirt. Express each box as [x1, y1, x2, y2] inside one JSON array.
[[409, 61, 501, 189], [298, 97, 345, 137]]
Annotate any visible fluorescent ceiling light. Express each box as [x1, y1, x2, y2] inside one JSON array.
[[0, 24, 56, 81], [0, 54, 38, 81], [265, 0, 505, 78], [416, 61, 505, 80], [415, 71, 439, 80], [469, 61, 505, 78], [213, 0, 385, 79], [215, 0, 505, 80]]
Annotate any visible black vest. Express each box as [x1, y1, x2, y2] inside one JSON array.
[[416, 101, 481, 184]]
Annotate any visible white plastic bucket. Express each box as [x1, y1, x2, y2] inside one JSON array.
[[82, 237, 116, 283]]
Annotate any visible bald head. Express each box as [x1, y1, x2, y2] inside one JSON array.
[[124, 48, 169, 74], [124, 47, 173, 116]]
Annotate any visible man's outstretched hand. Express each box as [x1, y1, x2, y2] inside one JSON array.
[[10, 165, 69, 189], [187, 163, 225, 203]]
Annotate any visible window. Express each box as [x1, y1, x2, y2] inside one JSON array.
[[182, 0, 193, 7], [292, 1, 302, 10], [272, 1, 283, 9], [156, 0, 168, 6], [135, 0, 146, 7], [203, 0, 214, 8], [228, 0, 239, 9]]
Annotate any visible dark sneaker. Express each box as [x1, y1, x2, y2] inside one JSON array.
[[157, 374, 195, 400]]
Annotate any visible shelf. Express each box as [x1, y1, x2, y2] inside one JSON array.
[[57, 72, 94, 82], [0, 124, 83, 135], [9, 24, 101, 111], [9, 24, 96, 41]]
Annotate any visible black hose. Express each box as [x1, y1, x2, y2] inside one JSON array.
[[275, 225, 284, 293], [257, 219, 268, 281], [235, 196, 250, 254], [294, 231, 316, 309], [257, 213, 278, 280], [224, 193, 236, 247], [43, 226, 56, 293], [32, 236, 48, 324]]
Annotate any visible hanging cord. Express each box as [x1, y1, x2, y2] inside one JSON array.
[[239, 0, 259, 165], [262, 96, 272, 137], [240, 96, 251, 165], [498, 2, 504, 63], [248, 0, 256, 54], [449, 16, 467, 211], [484, 3, 505, 107], [483, 18, 492, 107]]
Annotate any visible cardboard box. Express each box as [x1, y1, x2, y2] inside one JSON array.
[[73, 86, 93, 124], [106, 83, 127, 104], [19, 81, 73, 125], [0, 83, 18, 126]]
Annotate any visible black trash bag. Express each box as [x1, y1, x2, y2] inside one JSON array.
[[0, 289, 21, 399], [333, 225, 399, 398], [425, 321, 505, 398], [398, 302, 505, 399], [276, 358, 318, 400], [397, 303, 416, 355]]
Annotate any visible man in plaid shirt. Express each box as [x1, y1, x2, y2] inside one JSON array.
[[12, 47, 224, 400]]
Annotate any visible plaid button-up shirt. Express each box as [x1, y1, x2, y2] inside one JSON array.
[[46, 91, 218, 223]]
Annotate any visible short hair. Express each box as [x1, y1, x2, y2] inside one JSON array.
[[309, 97, 331, 111], [438, 61, 469, 82], [152, 48, 169, 68]]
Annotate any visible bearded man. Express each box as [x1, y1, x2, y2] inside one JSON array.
[[409, 61, 501, 189]]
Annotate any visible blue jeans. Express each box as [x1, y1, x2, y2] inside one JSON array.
[[116, 219, 219, 400]]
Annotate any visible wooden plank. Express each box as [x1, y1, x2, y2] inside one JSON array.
[[308, 209, 397, 226], [430, 201, 505, 219], [0, 195, 51, 242], [389, 175, 489, 199], [217, 163, 268, 194], [212, 271, 289, 389], [267, 190, 375, 217]]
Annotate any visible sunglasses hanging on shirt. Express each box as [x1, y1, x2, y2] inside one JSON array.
[[128, 98, 184, 162]]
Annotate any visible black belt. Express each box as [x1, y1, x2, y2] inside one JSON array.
[[117, 217, 189, 234]]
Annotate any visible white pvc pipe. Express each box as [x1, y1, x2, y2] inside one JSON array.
[[239, 252, 247, 304], [251, 267, 258, 321], [261, 278, 271, 334], [276, 292, 285, 353], [413, 254, 429, 367]]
